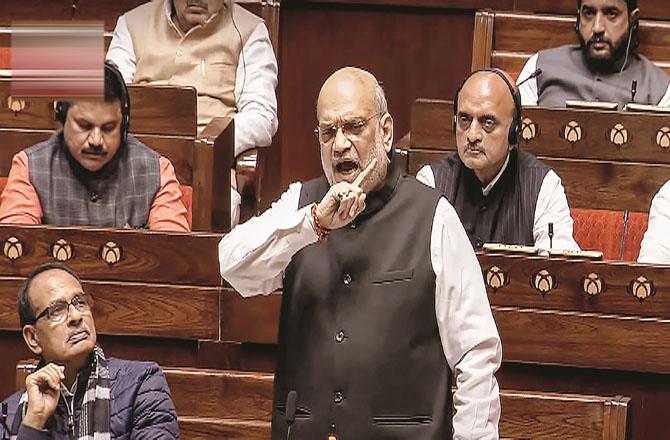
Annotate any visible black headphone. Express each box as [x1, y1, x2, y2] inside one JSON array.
[[453, 68, 522, 146], [54, 60, 131, 141]]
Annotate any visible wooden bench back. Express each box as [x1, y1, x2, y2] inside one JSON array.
[[0, 83, 233, 231], [16, 362, 629, 440], [408, 98, 670, 212], [472, 11, 670, 75]]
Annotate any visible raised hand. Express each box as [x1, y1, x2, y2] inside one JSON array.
[[22, 363, 65, 430], [316, 159, 377, 230]]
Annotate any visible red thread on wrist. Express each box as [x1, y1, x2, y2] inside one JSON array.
[[311, 203, 329, 242]]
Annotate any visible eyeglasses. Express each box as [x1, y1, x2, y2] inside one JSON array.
[[32, 293, 94, 325], [314, 112, 384, 147]]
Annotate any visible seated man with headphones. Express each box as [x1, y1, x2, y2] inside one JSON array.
[[0, 61, 190, 232], [518, 0, 670, 108], [417, 69, 580, 251]]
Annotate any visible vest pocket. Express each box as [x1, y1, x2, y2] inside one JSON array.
[[371, 269, 414, 285], [274, 403, 312, 419], [372, 415, 432, 426]]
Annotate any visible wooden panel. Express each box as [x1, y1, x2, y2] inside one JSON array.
[[178, 418, 269, 440], [411, 100, 670, 164], [220, 289, 281, 344], [0, 278, 220, 339], [284, 0, 512, 8], [513, 0, 670, 21], [134, 135, 194, 186], [279, 5, 474, 188], [74, 0, 147, 31], [164, 367, 273, 420], [480, 253, 670, 318], [494, 306, 670, 373], [0, 1, 73, 25], [491, 13, 670, 64], [0, 82, 196, 136], [544, 158, 670, 212], [0, 225, 223, 285], [500, 390, 628, 440], [0, 129, 52, 175], [408, 150, 670, 212]]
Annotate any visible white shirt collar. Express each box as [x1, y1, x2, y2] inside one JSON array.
[[481, 152, 510, 197]]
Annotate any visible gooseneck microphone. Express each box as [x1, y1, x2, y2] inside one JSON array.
[[285, 390, 298, 440], [517, 68, 543, 88], [548, 222, 554, 250], [631, 80, 638, 102]]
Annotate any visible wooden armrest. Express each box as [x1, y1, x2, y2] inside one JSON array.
[[195, 117, 235, 232]]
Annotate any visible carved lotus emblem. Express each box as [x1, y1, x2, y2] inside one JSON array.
[[485, 266, 509, 292], [561, 121, 583, 145], [51, 239, 74, 262], [628, 276, 656, 301], [3, 236, 23, 261], [100, 241, 122, 266], [531, 269, 557, 295], [520, 118, 539, 142], [656, 127, 670, 150], [609, 123, 629, 148], [6, 96, 27, 114], [582, 273, 606, 296]]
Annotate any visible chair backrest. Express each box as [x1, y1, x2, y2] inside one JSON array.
[[407, 99, 670, 213], [0, 83, 233, 231], [471, 11, 670, 74], [571, 208, 625, 260]]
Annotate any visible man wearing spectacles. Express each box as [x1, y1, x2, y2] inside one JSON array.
[[0, 263, 179, 439], [219, 67, 501, 439]]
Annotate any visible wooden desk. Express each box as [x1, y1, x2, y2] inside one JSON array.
[[407, 99, 670, 212]]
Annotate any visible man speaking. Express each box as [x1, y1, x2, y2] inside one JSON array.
[[219, 67, 501, 439]]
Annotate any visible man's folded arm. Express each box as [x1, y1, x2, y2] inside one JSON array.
[[218, 182, 319, 296], [431, 198, 502, 439]]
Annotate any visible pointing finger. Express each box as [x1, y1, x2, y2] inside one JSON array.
[[353, 158, 378, 189]]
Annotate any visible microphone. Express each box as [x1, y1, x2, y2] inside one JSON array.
[[631, 80, 637, 102], [548, 222, 554, 250], [285, 391, 297, 440], [517, 68, 543, 88]]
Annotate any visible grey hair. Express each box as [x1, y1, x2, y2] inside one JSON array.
[[374, 83, 388, 114]]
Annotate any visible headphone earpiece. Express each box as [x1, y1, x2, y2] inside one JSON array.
[[453, 68, 523, 146]]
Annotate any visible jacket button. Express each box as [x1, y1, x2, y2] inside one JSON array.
[[349, 222, 357, 229], [480, 204, 487, 211], [475, 238, 483, 249], [89, 192, 100, 202], [335, 330, 345, 343], [342, 273, 352, 285], [334, 391, 344, 403], [176, 49, 183, 57]]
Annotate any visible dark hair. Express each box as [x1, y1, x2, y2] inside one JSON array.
[[18, 263, 82, 327], [577, 0, 637, 12], [54, 61, 131, 140]]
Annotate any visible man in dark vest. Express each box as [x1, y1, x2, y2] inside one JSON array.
[[0, 62, 190, 232], [219, 67, 501, 439], [418, 69, 579, 251], [517, 0, 670, 108]]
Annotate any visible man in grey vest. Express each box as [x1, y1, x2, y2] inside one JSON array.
[[0, 62, 190, 232], [418, 69, 580, 251], [219, 67, 501, 439], [518, 0, 670, 108]]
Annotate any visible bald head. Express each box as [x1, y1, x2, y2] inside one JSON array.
[[459, 70, 518, 122], [317, 67, 380, 120]]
